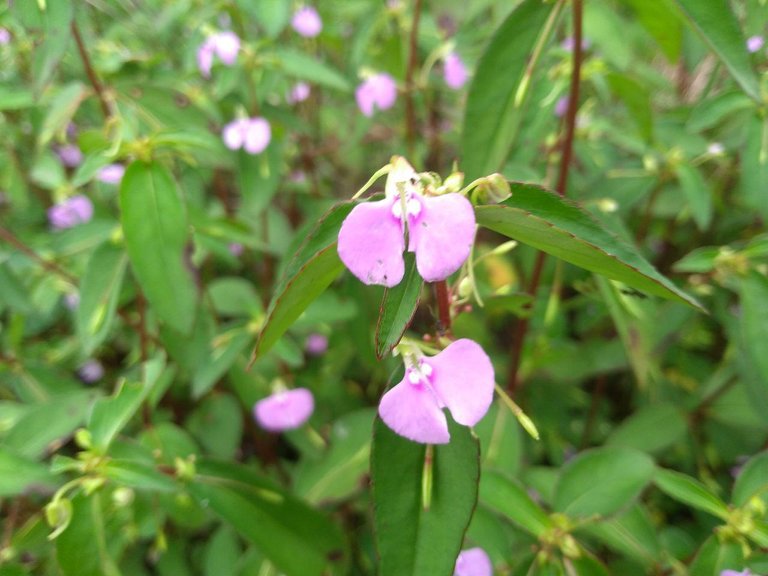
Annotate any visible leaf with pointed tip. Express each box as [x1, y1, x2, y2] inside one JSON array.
[[475, 183, 702, 309], [376, 252, 423, 359], [653, 468, 729, 520]]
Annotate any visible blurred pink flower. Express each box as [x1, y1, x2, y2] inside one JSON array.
[[338, 158, 475, 286], [254, 388, 314, 432], [197, 31, 241, 77], [78, 359, 104, 383], [747, 35, 764, 53], [444, 52, 468, 89], [555, 96, 569, 118], [63, 292, 80, 310], [379, 339, 495, 444], [48, 195, 94, 230], [222, 117, 271, 155], [228, 242, 244, 257], [288, 82, 311, 104], [561, 36, 590, 52], [720, 570, 753, 576], [454, 548, 493, 576], [305, 333, 329, 356], [57, 144, 83, 168], [355, 73, 397, 117], [98, 164, 125, 185], [0, 28, 10, 45], [291, 6, 323, 38]]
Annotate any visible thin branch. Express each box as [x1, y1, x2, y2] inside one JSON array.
[[0, 226, 78, 284], [433, 280, 452, 337], [404, 0, 423, 159], [71, 21, 112, 120]]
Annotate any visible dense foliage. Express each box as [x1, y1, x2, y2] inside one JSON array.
[[1, 1, 768, 575]]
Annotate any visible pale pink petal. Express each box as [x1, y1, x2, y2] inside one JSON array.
[[213, 31, 240, 65], [291, 6, 323, 37], [408, 193, 475, 282], [337, 198, 406, 287], [454, 548, 492, 576], [243, 117, 271, 154], [97, 164, 125, 184], [68, 195, 94, 223], [444, 52, 468, 90], [746, 35, 764, 53], [372, 73, 397, 110], [222, 119, 247, 150], [197, 40, 215, 77], [428, 339, 494, 427], [379, 372, 450, 444], [355, 81, 376, 117], [254, 388, 314, 432]]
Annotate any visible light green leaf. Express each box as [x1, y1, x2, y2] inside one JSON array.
[[120, 161, 198, 334], [478, 471, 552, 537], [39, 82, 87, 147], [89, 381, 148, 452], [371, 417, 479, 576], [581, 504, 661, 567], [272, 48, 351, 92], [675, 164, 713, 231], [688, 534, 744, 576], [738, 271, 768, 413], [475, 183, 702, 309], [618, 0, 682, 61], [186, 394, 243, 460], [554, 447, 655, 518], [0, 447, 57, 496], [607, 403, 687, 454], [653, 468, 729, 520], [55, 493, 120, 576], [732, 450, 768, 507]]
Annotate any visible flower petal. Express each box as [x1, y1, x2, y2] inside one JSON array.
[[428, 339, 494, 427], [254, 388, 314, 432], [409, 193, 475, 282], [243, 117, 271, 154], [454, 548, 492, 576], [379, 375, 450, 444], [222, 119, 247, 150], [337, 198, 405, 287]]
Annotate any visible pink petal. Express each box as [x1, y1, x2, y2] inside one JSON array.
[[355, 81, 376, 117], [444, 52, 468, 90], [408, 193, 475, 282], [197, 40, 215, 77], [213, 31, 240, 65], [97, 164, 125, 184], [337, 198, 406, 287], [291, 6, 323, 38], [254, 388, 314, 432], [379, 372, 450, 444], [243, 117, 271, 154], [372, 73, 397, 110], [222, 119, 247, 150], [428, 339, 494, 427], [454, 548, 492, 576]]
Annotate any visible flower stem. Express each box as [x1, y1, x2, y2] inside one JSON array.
[[434, 280, 452, 336], [71, 21, 112, 121], [404, 0, 423, 159], [421, 443, 433, 511]]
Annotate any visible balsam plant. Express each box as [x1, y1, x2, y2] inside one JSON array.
[[1, 1, 768, 575]]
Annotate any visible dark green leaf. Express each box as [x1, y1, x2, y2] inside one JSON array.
[[554, 447, 655, 518], [653, 468, 729, 519], [192, 327, 252, 398], [671, 0, 760, 101], [461, 0, 560, 180], [618, 0, 682, 61], [475, 183, 702, 309], [273, 48, 352, 92], [250, 202, 354, 361], [478, 471, 552, 537], [103, 460, 177, 492], [376, 252, 423, 359], [607, 403, 687, 454], [732, 450, 768, 507], [606, 72, 653, 143], [89, 381, 148, 452], [581, 505, 661, 567], [120, 161, 198, 334], [688, 534, 744, 576], [371, 417, 479, 576], [186, 394, 243, 459], [39, 82, 86, 147], [0, 447, 57, 496], [738, 271, 768, 413], [56, 493, 121, 576], [675, 164, 712, 231]]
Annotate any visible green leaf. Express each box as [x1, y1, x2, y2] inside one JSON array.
[[461, 0, 560, 180], [189, 460, 348, 576], [76, 243, 128, 355], [238, 140, 283, 216], [738, 272, 768, 413], [376, 253, 423, 359], [581, 504, 661, 567], [294, 409, 376, 504], [671, 0, 761, 102], [653, 468, 729, 520], [553, 447, 655, 518], [475, 183, 702, 309], [0, 447, 57, 496], [186, 394, 243, 460], [272, 48, 352, 92], [55, 493, 120, 576], [102, 459, 176, 492], [739, 116, 768, 222], [675, 164, 713, 231], [607, 403, 687, 455], [31, 0, 73, 94], [687, 91, 754, 132], [208, 277, 262, 318], [120, 161, 198, 334], [732, 450, 768, 507], [618, 0, 682, 61], [242, 0, 290, 37], [89, 381, 148, 452], [192, 327, 252, 398], [371, 417, 479, 576], [606, 72, 653, 143], [0, 263, 33, 313], [39, 82, 87, 148], [0, 87, 35, 111], [478, 471, 552, 537], [250, 201, 354, 361], [688, 534, 744, 576]]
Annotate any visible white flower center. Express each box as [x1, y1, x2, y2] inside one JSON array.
[[391, 193, 423, 220], [407, 360, 433, 386]]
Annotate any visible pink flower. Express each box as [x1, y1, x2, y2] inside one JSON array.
[[56, 144, 83, 168], [97, 164, 125, 185], [287, 82, 311, 104], [78, 359, 104, 383], [0, 28, 10, 45], [355, 73, 397, 117], [454, 548, 493, 576], [747, 35, 764, 53], [338, 157, 476, 287], [197, 31, 241, 77], [228, 242, 244, 256], [720, 570, 752, 576], [254, 388, 314, 432], [48, 195, 94, 230], [555, 96, 569, 118], [291, 6, 322, 38], [444, 52, 468, 89], [305, 333, 329, 356], [222, 117, 271, 155], [561, 36, 590, 52], [379, 339, 494, 444], [63, 292, 80, 310]]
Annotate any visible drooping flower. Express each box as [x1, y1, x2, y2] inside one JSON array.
[[338, 157, 476, 287], [254, 388, 314, 432], [444, 52, 468, 89], [197, 31, 241, 77], [746, 35, 764, 54], [355, 73, 398, 117], [287, 82, 311, 104], [379, 339, 494, 444], [454, 548, 493, 576], [305, 333, 329, 356], [56, 144, 83, 168], [48, 195, 94, 230], [291, 6, 323, 38], [97, 164, 126, 185], [222, 117, 271, 155], [78, 359, 104, 383]]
